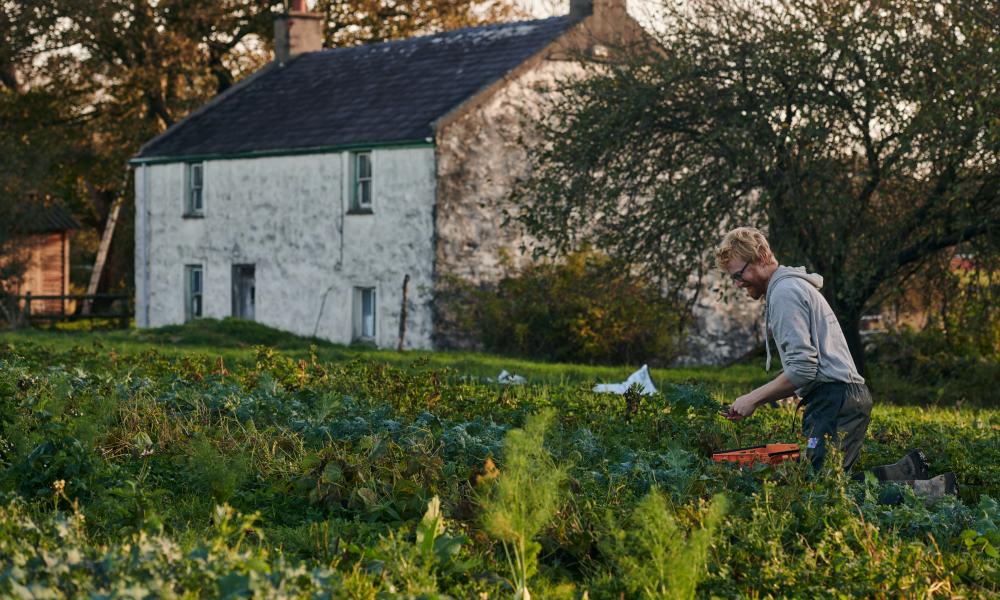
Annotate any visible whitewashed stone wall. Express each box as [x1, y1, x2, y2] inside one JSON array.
[[675, 270, 765, 366], [435, 59, 584, 286], [134, 148, 437, 349]]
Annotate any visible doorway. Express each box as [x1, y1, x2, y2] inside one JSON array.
[[232, 264, 255, 320]]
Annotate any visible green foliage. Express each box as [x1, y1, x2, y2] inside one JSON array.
[[0, 498, 366, 598], [364, 496, 469, 598], [440, 251, 687, 365], [934, 262, 1000, 357], [0, 335, 996, 596], [868, 329, 1000, 406], [480, 409, 568, 599], [610, 491, 728, 599], [185, 434, 250, 503]]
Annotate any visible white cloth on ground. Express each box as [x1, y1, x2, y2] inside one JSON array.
[[592, 364, 657, 395]]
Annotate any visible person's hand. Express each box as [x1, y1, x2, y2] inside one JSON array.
[[727, 394, 759, 421]]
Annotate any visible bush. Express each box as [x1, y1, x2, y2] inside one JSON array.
[[438, 252, 687, 365], [867, 329, 1000, 406]]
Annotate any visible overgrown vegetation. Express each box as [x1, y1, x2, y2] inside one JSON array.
[[0, 326, 997, 596], [439, 251, 687, 365], [868, 328, 1000, 406]]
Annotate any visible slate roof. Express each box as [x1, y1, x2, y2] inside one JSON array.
[[135, 16, 576, 161]]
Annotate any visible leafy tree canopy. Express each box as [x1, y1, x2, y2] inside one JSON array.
[[1, 0, 519, 294], [513, 0, 1000, 371]]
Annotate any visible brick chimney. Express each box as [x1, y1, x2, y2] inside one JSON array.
[[274, 0, 324, 65]]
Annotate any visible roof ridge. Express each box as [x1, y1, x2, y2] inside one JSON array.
[[310, 15, 570, 56]]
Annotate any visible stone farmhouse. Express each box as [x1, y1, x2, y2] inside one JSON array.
[[131, 0, 759, 362], [131, 0, 645, 346]]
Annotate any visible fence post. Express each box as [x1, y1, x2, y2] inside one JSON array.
[[23, 292, 31, 324], [397, 274, 410, 351]]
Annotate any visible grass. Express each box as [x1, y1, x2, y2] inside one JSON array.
[[2, 317, 772, 393]]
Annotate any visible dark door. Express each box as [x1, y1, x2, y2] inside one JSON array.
[[232, 264, 255, 320]]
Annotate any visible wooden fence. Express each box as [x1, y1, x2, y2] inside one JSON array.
[[19, 292, 131, 328]]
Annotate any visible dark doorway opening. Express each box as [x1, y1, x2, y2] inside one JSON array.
[[232, 264, 255, 320]]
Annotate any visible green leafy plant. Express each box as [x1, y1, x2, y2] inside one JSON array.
[[185, 434, 249, 503], [610, 491, 728, 599], [367, 496, 469, 598], [480, 409, 568, 600]]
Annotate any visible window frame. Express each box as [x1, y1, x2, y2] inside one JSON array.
[[350, 151, 373, 213], [185, 162, 204, 217], [185, 264, 204, 321]]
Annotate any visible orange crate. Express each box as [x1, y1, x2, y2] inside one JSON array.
[[712, 443, 800, 467]]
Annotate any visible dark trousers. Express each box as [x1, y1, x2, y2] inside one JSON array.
[[801, 382, 873, 472]]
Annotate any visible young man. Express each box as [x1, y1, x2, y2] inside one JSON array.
[[713, 227, 959, 499], [714, 226, 873, 471]]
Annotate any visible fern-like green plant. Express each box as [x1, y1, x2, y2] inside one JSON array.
[[480, 409, 567, 600], [614, 491, 728, 600]]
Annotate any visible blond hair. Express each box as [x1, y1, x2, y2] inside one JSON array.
[[714, 227, 776, 271]]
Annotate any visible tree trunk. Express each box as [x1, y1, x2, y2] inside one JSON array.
[[839, 312, 867, 379]]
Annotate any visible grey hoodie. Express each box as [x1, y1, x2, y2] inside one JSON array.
[[764, 266, 865, 398]]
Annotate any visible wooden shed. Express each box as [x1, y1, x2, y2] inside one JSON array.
[[13, 204, 80, 315]]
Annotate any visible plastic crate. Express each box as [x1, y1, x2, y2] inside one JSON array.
[[712, 443, 800, 467]]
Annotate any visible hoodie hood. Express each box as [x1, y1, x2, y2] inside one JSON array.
[[763, 266, 824, 371], [768, 266, 824, 293]]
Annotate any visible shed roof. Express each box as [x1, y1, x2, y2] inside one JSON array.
[[134, 16, 576, 162], [20, 203, 80, 234]]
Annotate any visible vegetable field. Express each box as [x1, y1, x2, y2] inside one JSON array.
[[0, 326, 997, 598]]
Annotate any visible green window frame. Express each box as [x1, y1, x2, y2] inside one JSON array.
[[185, 264, 203, 321], [185, 162, 204, 216], [351, 151, 372, 212]]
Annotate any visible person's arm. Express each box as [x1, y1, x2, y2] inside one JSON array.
[[727, 371, 797, 420]]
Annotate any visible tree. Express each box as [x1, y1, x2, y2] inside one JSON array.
[[3, 0, 520, 297], [512, 0, 1000, 373], [2, 1, 285, 296]]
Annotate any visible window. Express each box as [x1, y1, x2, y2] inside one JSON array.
[[186, 163, 204, 216], [351, 151, 372, 211], [353, 287, 376, 340], [185, 265, 203, 321]]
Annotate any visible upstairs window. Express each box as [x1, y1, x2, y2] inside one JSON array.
[[185, 264, 203, 321], [351, 151, 372, 212], [186, 163, 204, 216]]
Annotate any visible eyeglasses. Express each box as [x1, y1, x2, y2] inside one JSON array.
[[730, 261, 750, 283]]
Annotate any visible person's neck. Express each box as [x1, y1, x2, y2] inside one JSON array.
[[761, 262, 780, 289]]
